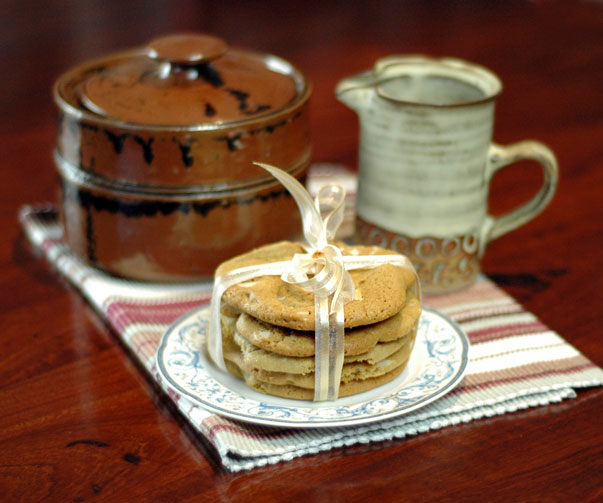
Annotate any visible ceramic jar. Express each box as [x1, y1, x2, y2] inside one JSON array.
[[53, 34, 311, 281]]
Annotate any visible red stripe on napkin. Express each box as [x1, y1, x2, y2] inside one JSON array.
[[467, 321, 549, 343], [106, 297, 211, 331]]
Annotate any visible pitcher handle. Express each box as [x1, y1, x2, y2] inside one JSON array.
[[480, 141, 558, 256]]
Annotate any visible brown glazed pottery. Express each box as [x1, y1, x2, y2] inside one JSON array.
[[53, 33, 311, 281]]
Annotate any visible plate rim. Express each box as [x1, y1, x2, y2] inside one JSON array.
[[155, 306, 469, 429]]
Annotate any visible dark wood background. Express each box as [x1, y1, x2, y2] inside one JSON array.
[[1, 1, 601, 501]]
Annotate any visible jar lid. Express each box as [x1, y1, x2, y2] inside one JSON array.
[[59, 33, 300, 126]]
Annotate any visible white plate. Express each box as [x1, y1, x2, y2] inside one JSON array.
[[155, 306, 469, 428]]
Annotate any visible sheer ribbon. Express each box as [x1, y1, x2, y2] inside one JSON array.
[[208, 163, 420, 401]]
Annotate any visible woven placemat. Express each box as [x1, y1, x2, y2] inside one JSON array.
[[20, 166, 603, 471]]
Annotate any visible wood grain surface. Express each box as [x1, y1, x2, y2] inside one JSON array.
[[1, 1, 601, 501]]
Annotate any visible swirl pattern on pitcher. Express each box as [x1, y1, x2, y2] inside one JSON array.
[[357, 217, 481, 293]]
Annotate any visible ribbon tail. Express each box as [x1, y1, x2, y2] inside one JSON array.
[[313, 294, 330, 401], [329, 303, 344, 400], [313, 292, 344, 402], [254, 162, 326, 248]]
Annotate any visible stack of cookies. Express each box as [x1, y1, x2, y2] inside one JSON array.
[[215, 241, 421, 400]]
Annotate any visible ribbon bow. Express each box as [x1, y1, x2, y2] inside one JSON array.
[[207, 163, 419, 402], [259, 163, 355, 400]]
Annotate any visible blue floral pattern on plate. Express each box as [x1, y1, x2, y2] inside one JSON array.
[[155, 307, 469, 428]]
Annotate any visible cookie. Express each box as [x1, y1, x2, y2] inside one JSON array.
[[217, 241, 417, 330], [220, 308, 239, 339], [233, 292, 421, 357], [228, 336, 415, 389], [235, 363, 409, 400], [214, 239, 421, 400], [227, 330, 411, 375]]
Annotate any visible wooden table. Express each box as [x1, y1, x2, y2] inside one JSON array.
[[1, 1, 601, 501]]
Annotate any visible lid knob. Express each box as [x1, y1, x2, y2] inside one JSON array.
[[147, 33, 228, 65]]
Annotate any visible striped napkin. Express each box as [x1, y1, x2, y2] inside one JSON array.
[[20, 166, 603, 472]]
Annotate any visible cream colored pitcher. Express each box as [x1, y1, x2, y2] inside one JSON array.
[[336, 55, 558, 293]]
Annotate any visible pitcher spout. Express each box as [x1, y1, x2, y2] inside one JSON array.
[[335, 72, 376, 113]]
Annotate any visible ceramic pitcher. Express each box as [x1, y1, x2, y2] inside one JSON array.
[[336, 55, 558, 293]]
